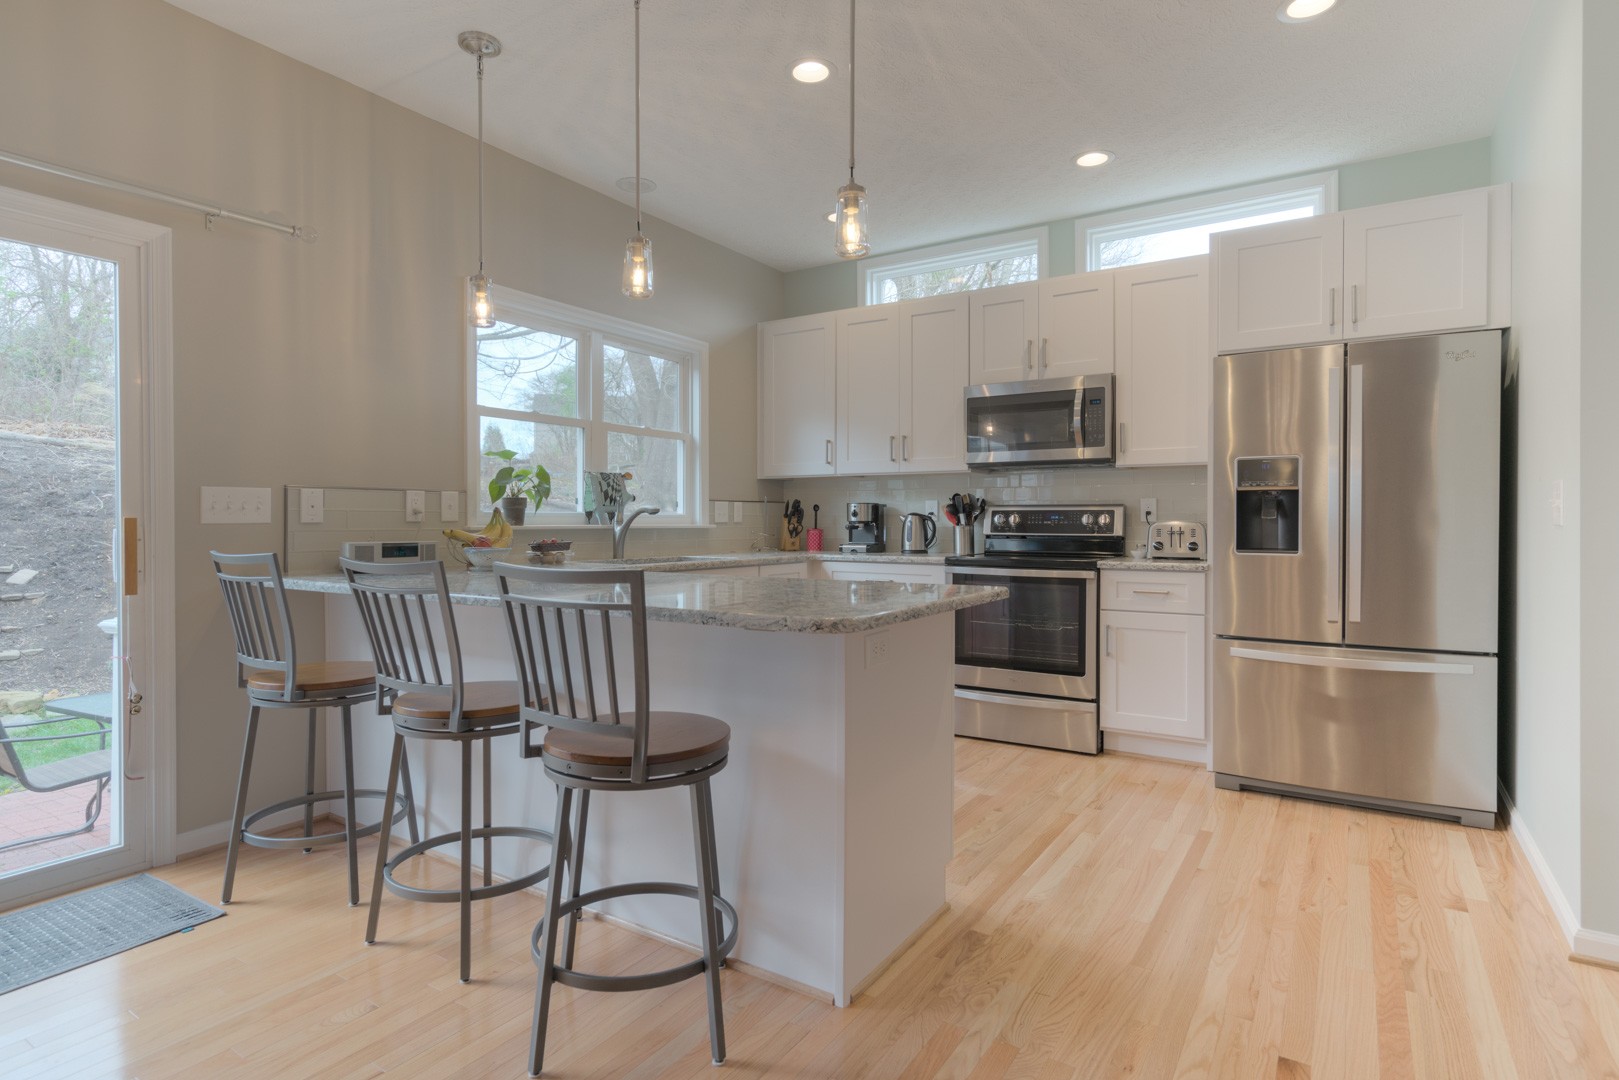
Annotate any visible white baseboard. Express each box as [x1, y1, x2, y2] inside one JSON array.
[[1497, 783, 1610, 964], [174, 805, 318, 859], [1103, 730, 1212, 767], [1573, 928, 1619, 968]]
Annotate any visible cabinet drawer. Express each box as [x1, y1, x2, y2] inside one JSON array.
[[1100, 571, 1206, 614], [823, 564, 945, 585], [757, 561, 808, 579]]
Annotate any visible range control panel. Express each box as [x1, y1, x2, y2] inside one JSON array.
[[986, 504, 1126, 538]]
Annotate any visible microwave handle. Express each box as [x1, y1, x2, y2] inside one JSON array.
[[1117, 421, 1126, 453]]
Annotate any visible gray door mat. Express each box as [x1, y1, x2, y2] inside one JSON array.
[[0, 872, 224, 994]]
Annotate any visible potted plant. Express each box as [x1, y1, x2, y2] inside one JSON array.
[[484, 449, 551, 526]]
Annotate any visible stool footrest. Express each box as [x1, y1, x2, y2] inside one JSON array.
[[240, 787, 406, 851], [533, 881, 738, 993], [382, 825, 553, 903]]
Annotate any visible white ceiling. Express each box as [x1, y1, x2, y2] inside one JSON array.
[[163, 0, 1533, 273]]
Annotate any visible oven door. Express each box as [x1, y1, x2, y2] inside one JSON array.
[[965, 375, 1114, 467], [947, 565, 1097, 701]]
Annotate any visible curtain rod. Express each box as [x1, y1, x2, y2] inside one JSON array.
[[0, 147, 316, 242]]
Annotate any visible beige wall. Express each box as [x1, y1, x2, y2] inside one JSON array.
[[0, 0, 784, 834]]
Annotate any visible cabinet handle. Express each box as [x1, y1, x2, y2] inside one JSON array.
[[902, 434, 910, 460], [890, 434, 897, 462], [1025, 339, 1033, 373], [825, 439, 833, 466], [1105, 625, 1114, 657], [1039, 337, 1048, 373], [1329, 286, 1336, 329], [1351, 284, 1359, 327], [1130, 588, 1172, 596]]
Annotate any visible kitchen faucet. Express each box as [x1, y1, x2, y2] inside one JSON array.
[[612, 505, 661, 559]]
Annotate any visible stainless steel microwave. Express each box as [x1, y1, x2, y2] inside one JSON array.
[[964, 374, 1115, 468]]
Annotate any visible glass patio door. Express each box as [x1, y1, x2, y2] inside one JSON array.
[[0, 194, 158, 902]]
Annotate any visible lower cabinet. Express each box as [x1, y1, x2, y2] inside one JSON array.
[[1099, 572, 1207, 748], [756, 561, 809, 579], [819, 563, 946, 585]]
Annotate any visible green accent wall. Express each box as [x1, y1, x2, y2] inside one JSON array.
[[781, 137, 1495, 318]]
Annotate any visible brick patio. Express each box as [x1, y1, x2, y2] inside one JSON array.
[[0, 782, 113, 876]]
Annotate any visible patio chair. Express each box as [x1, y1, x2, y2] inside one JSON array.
[[0, 694, 114, 853]]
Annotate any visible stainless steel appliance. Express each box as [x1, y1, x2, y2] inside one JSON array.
[[1148, 520, 1205, 560], [1213, 330, 1502, 828], [965, 375, 1115, 468], [899, 512, 937, 554], [946, 503, 1125, 754], [841, 501, 885, 553]]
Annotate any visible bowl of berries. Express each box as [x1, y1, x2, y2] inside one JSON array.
[[527, 538, 573, 565]]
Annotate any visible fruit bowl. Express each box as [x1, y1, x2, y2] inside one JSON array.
[[457, 545, 514, 571]]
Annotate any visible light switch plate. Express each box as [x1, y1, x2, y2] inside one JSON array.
[[405, 490, 426, 523], [713, 501, 730, 523], [441, 490, 460, 522], [733, 502, 746, 521], [299, 488, 324, 524], [204, 486, 273, 525]]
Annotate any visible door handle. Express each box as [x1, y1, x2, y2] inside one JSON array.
[[1351, 284, 1360, 327], [1105, 624, 1113, 657], [889, 434, 897, 462], [1025, 339, 1033, 373], [1039, 338, 1048, 373], [1326, 368, 1342, 625], [1347, 364, 1365, 624], [825, 439, 833, 467], [123, 517, 139, 597], [901, 434, 910, 461], [1329, 286, 1336, 330], [1230, 646, 1474, 677]]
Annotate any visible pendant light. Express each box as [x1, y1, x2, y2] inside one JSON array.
[[460, 30, 501, 327], [833, 0, 869, 259], [622, 0, 654, 299]]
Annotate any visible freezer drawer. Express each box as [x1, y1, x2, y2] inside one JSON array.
[[1213, 639, 1496, 820]]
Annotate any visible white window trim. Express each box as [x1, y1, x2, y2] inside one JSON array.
[[1074, 171, 1339, 272], [466, 285, 709, 526], [857, 226, 1048, 306]]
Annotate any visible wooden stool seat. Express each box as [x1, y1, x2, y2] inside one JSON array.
[[246, 660, 374, 694], [544, 712, 730, 770], [392, 680, 522, 722]]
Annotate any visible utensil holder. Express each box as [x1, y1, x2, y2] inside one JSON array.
[[806, 528, 823, 552], [953, 525, 976, 555]]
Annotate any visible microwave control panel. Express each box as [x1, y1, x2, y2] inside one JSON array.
[[1080, 388, 1109, 448]]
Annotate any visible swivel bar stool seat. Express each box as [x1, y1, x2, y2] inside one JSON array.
[[342, 557, 553, 983], [496, 563, 737, 1077], [211, 551, 413, 907]]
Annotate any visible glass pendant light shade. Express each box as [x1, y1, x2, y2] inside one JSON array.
[[470, 272, 494, 328], [622, 233, 654, 299], [834, 181, 869, 259]]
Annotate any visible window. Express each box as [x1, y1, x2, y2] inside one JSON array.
[[468, 288, 706, 523], [858, 227, 1046, 306], [1076, 172, 1338, 271]]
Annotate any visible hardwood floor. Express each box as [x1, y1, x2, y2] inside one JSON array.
[[4, 739, 1618, 1078]]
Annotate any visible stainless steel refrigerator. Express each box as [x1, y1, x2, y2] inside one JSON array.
[[1212, 329, 1501, 828]]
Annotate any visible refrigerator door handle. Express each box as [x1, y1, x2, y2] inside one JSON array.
[[1326, 367, 1343, 625], [1229, 646, 1476, 677], [1347, 364, 1365, 624]]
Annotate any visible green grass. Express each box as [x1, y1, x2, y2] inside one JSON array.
[[0, 714, 109, 795]]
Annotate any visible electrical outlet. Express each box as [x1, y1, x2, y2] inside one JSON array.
[[713, 500, 730, 523], [405, 490, 426, 523], [299, 487, 324, 524], [865, 631, 891, 669], [441, 490, 460, 522], [1139, 498, 1157, 522], [203, 486, 273, 524], [1551, 480, 1564, 527], [924, 499, 939, 519]]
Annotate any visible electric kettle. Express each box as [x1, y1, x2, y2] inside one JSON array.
[[899, 512, 937, 554]]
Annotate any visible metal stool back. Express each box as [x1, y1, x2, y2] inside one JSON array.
[[211, 551, 408, 907], [497, 564, 735, 1075], [341, 557, 552, 983]]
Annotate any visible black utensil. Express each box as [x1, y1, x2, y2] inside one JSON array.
[[975, 497, 987, 524], [813, 504, 820, 529]]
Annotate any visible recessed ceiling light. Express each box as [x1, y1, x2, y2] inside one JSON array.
[[1277, 0, 1337, 22], [616, 176, 657, 194], [792, 59, 833, 83], [1075, 151, 1113, 168]]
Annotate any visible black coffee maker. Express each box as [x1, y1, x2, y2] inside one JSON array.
[[841, 501, 885, 553]]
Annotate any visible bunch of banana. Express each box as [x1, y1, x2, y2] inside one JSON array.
[[443, 508, 512, 550]]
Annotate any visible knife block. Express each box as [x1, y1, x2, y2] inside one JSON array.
[[779, 518, 802, 551]]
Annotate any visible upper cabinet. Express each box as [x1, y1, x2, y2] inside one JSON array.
[[1114, 255, 1209, 468], [968, 274, 1114, 385], [898, 295, 970, 473], [757, 312, 836, 478], [1214, 185, 1510, 354], [836, 305, 903, 474]]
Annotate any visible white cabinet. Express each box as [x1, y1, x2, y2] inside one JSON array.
[[757, 561, 809, 579], [1113, 255, 1210, 467], [1214, 186, 1508, 354], [821, 563, 945, 585], [836, 296, 969, 476], [1100, 571, 1206, 744], [1038, 271, 1114, 379], [968, 283, 1039, 384], [969, 276, 1114, 385], [686, 564, 760, 578], [758, 313, 836, 478]]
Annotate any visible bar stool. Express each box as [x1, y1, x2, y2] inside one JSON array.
[[211, 551, 414, 907], [496, 564, 737, 1076], [341, 557, 553, 983]]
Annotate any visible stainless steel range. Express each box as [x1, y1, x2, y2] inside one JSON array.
[[945, 504, 1125, 754]]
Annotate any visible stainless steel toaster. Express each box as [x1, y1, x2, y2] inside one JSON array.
[[1149, 520, 1205, 560]]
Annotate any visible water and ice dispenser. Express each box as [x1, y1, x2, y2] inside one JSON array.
[[1233, 456, 1300, 554]]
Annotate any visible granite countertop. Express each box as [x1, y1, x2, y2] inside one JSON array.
[[1095, 558, 1210, 574], [283, 568, 1006, 635]]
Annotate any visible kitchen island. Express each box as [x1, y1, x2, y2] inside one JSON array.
[[284, 566, 1005, 1004]]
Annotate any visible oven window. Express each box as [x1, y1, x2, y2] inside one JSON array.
[[954, 573, 1089, 678], [965, 393, 1076, 455]]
